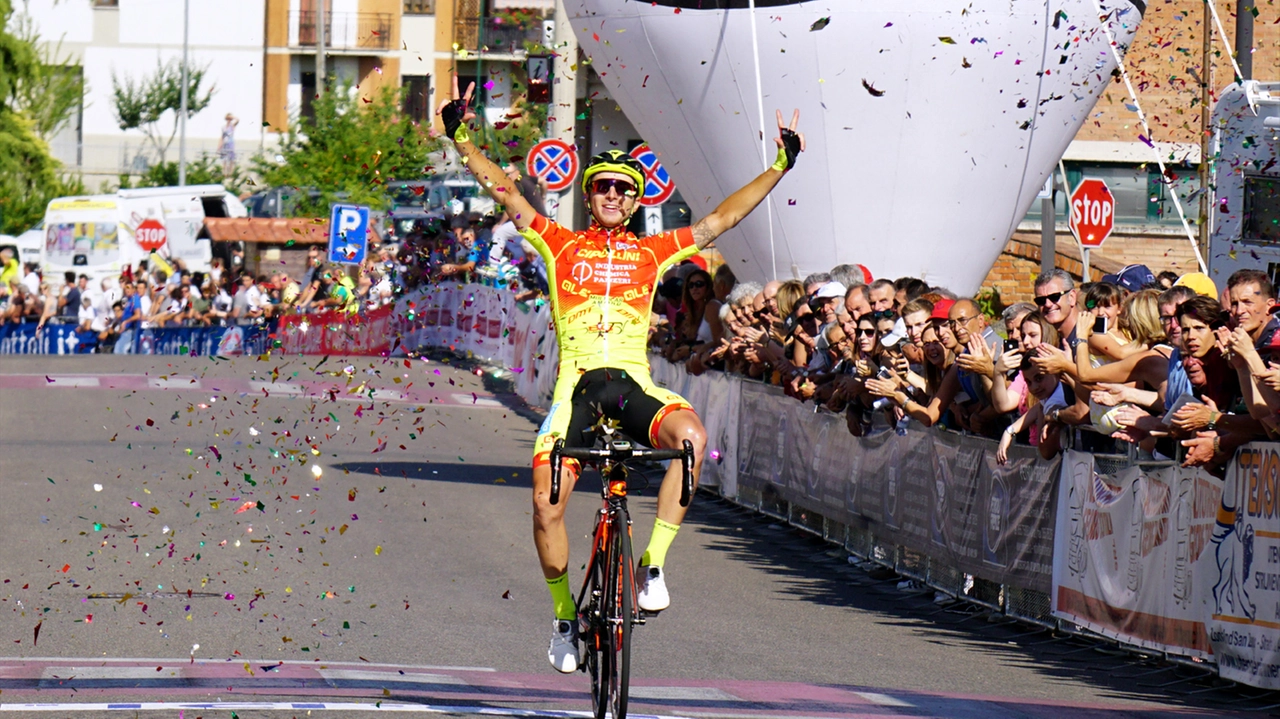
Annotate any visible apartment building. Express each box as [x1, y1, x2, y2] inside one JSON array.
[[24, 0, 553, 191]]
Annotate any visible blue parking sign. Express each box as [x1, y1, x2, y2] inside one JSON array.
[[328, 204, 369, 265]]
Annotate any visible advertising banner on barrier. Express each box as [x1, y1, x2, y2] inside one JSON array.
[[277, 306, 394, 356], [649, 358, 740, 493], [733, 381, 1059, 592], [0, 322, 268, 356], [1052, 451, 1221, 659], [1208, 446, 1280, 687], [0, 323, 96, 354]]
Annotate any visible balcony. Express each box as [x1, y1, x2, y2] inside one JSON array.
[[453, 14, 544, 56], [289, 11, 393, 51]]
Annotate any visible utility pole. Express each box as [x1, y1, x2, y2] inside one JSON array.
[[1198, 0, 1213, 258], [316, 0, 326, 95], [178, 0, 189, 186], [1238, 0, 1254, 81]]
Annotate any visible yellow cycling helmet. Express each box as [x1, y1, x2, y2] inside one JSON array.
[[581, 150, 645, 195]]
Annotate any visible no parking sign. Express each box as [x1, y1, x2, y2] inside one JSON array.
[[527, 139, 578, 193], [629, 143, 675, 206]]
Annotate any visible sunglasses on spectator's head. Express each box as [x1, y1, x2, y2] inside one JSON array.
[[871, 310, 895, 321], [590, 178, 638, 197], [1034, 291, 1067, 307]]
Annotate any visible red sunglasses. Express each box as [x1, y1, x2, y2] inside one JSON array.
[[590, 178, 637, 197]]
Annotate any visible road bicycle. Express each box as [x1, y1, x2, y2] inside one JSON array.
[[549, 428, 695, 719]]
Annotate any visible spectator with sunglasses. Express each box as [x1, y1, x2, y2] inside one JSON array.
[[1033, 269, 1081, 351]]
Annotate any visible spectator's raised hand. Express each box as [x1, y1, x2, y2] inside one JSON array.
[[892, 354, 911, 378], [1113, 404, 1150, 429], [1077, 309, 1096, 342], [1032, 343, 1072, 375], [1172, 396, 1217, 433], [1091, 383, 1129, 407], [956, 335, 994, 378], [738, 325, 765, 344], [994, 348, 1023, 376], [1225, 326, 1259, 369], [1181, 431, 1220, 468], [865, 376, 898, 399], [1260, 361, 1280, 392]]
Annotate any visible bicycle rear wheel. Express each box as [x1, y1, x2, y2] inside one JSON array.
[[609, 510, 633, 719]]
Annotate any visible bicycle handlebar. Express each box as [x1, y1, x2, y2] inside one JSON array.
[[549, 439, 696, 507]]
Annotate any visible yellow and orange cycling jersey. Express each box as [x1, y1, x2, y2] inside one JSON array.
[[520, 214, 699, 466], [520, 214, 699, 376]]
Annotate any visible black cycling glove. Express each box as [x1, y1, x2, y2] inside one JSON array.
[[771, 128, 802, 172], [441, 99, 471, 143]]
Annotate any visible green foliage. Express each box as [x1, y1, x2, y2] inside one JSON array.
[[482, 90, 549, 170], [111, 58, 215, 163], [115, 153, 248, 195], [975, 286, 1005, 321], [9, 13, 86, 141], [0, 0, 86, 235], [254, 81, 443, 217]]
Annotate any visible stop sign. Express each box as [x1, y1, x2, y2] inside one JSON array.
[[135, 218, 167, 252], [1068, 178, 1114, 248]]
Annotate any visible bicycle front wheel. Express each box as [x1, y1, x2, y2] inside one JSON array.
[[609, 510, 633, 719]]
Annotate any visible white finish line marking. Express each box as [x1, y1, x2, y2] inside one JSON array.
[[318, 669, 468, 686], [0, 703, 692, 718], [628, 687, 739, 701], [147, 376, 201, 389], [40, 667, 185, 681], [43, 376, 99, 387], [855, 691, 914, 707]]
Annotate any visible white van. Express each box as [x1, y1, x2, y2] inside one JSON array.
[[41, 185, 247, 286]]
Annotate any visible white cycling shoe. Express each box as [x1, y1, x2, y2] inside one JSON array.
[[637, 566, 670, 612], [547, 619, 580, 673]]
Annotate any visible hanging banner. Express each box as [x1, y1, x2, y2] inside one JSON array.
[[1209, 446, 1280, 687], [1052, 451, 1221, 659]]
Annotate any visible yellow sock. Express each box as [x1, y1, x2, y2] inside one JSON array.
[[546, 573, 576, 621], [640, 518, 680, 568]]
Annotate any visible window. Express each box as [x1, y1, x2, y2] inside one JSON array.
[[404, 0, 435, 14], [402, 75, 431, 121], [1023, 162, 1201, 229], [1243, 175, 1280, 244]]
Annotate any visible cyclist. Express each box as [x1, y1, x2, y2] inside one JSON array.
[[437, 75, 804, 673]]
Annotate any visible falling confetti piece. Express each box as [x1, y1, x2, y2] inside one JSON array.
[[939, 36, 956, 44], [809, 16, 830, 31], [312, 465, 323, 478], [861, 79, 884, 97]]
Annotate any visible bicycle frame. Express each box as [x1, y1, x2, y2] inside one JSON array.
[[549, 434, 694, 719]]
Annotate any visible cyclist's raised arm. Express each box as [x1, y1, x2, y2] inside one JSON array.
[[436, 75, 539, 231], [690, 109, 804, 250]]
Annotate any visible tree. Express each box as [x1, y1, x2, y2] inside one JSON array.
[[9, 12, 86, 142], [254, 80, 444, 217], [111, 58, 215, 165], [120, 153, 248, 196], [0, 0, 85, 235]]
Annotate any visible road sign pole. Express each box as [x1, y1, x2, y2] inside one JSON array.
[[1082, 248, 1090, 282]]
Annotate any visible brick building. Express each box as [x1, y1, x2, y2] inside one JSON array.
[[981, 1, 1272, 300]]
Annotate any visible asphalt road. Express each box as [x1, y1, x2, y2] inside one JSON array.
[[0, 354, 1262, 718]]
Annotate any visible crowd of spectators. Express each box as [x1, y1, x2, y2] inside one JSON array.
[[0, 192, 549, 351], [647, 259, 1280, 475]]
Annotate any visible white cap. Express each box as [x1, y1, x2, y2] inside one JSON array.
[[812, 282, 848, 300]]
